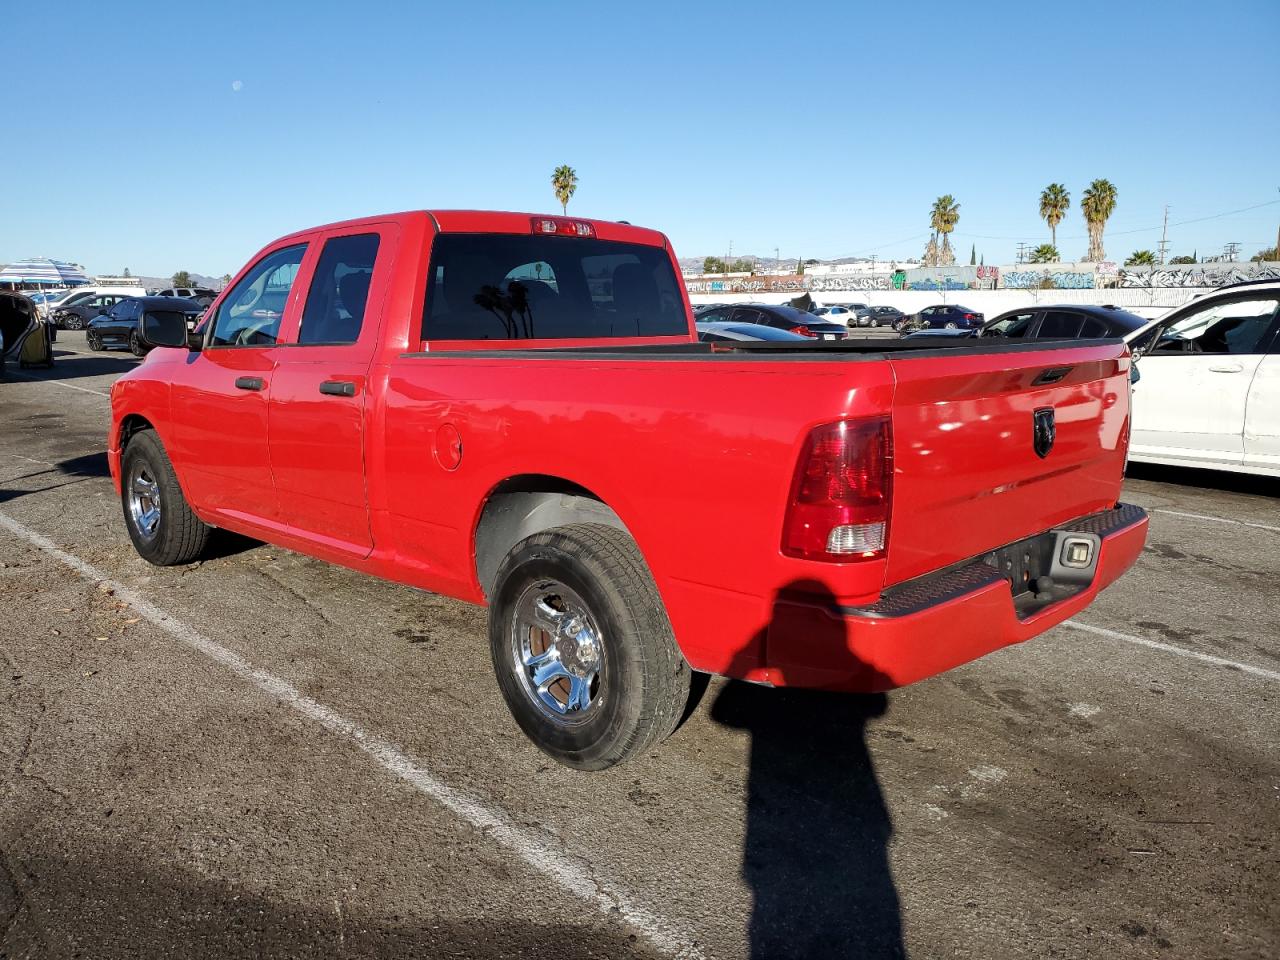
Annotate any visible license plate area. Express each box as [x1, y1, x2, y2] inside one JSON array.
[[981, 527, 1101, 619]]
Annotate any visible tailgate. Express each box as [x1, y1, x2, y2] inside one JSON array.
[[885, 342, 1131, 586]]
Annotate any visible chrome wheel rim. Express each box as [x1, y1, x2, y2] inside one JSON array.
[[127, 462, 162, 541], [510, 579, 605, 725]]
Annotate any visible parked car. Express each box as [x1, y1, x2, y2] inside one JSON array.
[[902, 304, 1149, 342], [902, 304, 985, 331], [696, 303, 850, 340], [814, 304, 870, 327], [983, 305, 1147, 339], [0, 290, 53, 371], [692, 303, 727, 318], [1127, 280, 1280, 476], [867, 305, 906, 328], [52, 293, 134, 330], [41, 283, 145, 320], [109, 208, 1146, 769], [86, 296, 203, 356], [696, 321, 810, 342], [156, 286, 217, 307]]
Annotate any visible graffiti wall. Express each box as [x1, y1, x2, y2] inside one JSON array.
[[1002, 270, 1096, 289], [685, 261, 1280, 296], [1118, 263, 1280, 288], [685, 273, 889, 294]]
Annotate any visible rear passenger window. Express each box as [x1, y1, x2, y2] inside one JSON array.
[[423, 233, 687, 340], [1038, 311, 1084, 338], [1079, 316, 1109, 338], [209, 245, 306, 347], [298, 233, 380, 344]]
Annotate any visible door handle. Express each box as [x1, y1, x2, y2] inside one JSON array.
[[319, 380, 357, 397], [234, 376, 265, 391], [1207, 363, 1243, 373]]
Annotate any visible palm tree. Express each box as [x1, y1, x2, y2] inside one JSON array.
[[1029, 244, 1061, 264], [928, 195, 960, 265], [1125, 249, 1156, 266], [1081, 179, 1117, 261], [1038, 183, 1070, 250], [551, 165, 578, 214]]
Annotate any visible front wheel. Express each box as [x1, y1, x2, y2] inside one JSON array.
[[129, 330, 147, 357], [488, 523, 691, 770], [86, 330, 103, 351], [121, 430, 211, 565], [63, 315, 84, 331]]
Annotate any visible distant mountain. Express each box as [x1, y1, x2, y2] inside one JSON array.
[[125, 273, 225, 292]]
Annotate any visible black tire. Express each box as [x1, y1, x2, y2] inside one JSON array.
[[120, 430, 211, 566], [64, 315, 84, 331], [86, 330, 103, 351], [488, 523, 691, 770], [128, 330, 147, 357]]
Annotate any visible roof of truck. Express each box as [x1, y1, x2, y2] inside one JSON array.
[[272, 210, 669, 249]]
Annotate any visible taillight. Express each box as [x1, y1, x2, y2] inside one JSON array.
[[782, 418, 892, 561], [790, 325, 817, 337], [531, 216, 595, 238], [964, 313, 977, 320]]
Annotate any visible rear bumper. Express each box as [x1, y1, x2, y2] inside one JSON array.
[[763, 504, 1148, 691]]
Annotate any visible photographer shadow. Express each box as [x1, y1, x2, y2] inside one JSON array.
[[709, 580, 906, 959]]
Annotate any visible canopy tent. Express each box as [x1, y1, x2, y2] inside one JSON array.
[[0, 257, 91, 288]]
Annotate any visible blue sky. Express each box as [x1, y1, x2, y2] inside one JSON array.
[[5, 0, 1279, 276]]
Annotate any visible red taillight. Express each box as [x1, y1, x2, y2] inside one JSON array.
[[531, 216, 595, 238], [782, 418, 892, 562], [790, 325, 817, 337], [964, 313, 977, 320]]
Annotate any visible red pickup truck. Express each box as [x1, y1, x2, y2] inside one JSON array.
[[109, 210, 1147, 769]]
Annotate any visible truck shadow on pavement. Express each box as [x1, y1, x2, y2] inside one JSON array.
[[9, 350, 138, 382], [708, 581, 906, 960], [0, 453, 111, 504], [1125, 462, 1277, 499], [0, 850, 656, 959]]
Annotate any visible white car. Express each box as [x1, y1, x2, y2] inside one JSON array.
[[1128, 280, 1280, 477]]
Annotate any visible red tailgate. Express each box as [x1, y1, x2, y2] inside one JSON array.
[[884, 343, 1131, 586]]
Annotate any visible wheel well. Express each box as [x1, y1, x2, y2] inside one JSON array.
[[117, 414, 154, 450], [474, 476, 629, 599]]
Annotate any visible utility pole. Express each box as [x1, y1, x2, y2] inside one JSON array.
[[774, 247, 780, 273], [1157, 204, 1170, 265], [1016, 242, 1028, 265], [1224, 241, 1241, 262]]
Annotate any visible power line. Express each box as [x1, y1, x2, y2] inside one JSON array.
[[953, 197, 1280, 242]]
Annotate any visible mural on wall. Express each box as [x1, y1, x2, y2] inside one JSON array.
[[685, 274, 889, 294], [1118, 263, 1280, 288], [685, 261, 1280, 295], [1001, 270, 1096, 289]]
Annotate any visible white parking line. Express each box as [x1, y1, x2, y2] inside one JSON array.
[[0, 510, 702, 960], [3, 369, 111, 398], [1150, 508, 1280, 535], [1063, 619, 1280, 682]]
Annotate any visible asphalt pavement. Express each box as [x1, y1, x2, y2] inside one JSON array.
[[1, 336, 1276, 959]]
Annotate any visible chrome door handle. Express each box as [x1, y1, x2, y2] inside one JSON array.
[[1207, 363, 1243, 373]]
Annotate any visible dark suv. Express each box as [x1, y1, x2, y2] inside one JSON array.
[[903, 304, 985, 331], [52, 293, 132, 330]]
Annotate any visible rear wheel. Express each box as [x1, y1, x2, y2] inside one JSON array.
[[944, 321, 958, 329], [128, 330, 147, 357], [121, 430, 211, 566], [488, 523, 691, 770]]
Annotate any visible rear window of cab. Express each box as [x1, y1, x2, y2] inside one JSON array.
[[422, 233, 688, 341]]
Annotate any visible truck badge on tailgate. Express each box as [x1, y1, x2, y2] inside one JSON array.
[[1033, 407, 1056, 458]]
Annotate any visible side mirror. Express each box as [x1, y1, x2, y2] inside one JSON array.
[[140, 310, 190, 349], [1130, 364, 1141, 385]]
